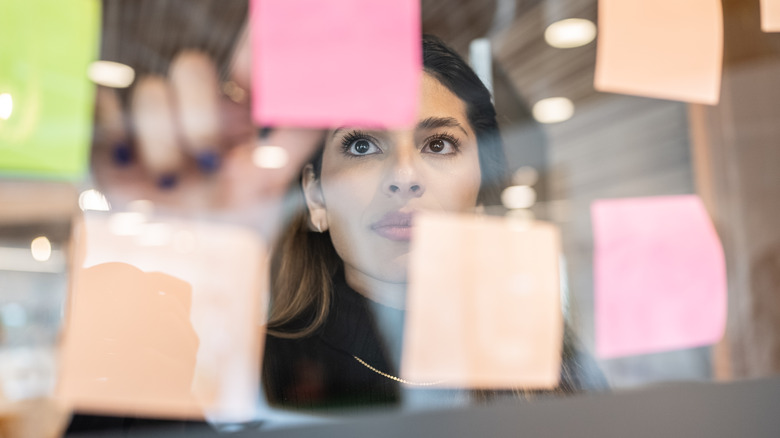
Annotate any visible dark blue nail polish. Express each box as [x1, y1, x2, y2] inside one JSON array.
[[258, 127, 273, 139], [157, 173, 178, 190], [112, 141, 132, 166], [196, 150, 220, 173]]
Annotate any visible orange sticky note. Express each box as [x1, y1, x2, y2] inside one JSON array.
[[595, 0, 723, 104], [592, 195, 727, 359], [401, 213, 563, 389], [251, 0, 421, 128], [59, 213, 267, 422], [761, 0, 780, 32]]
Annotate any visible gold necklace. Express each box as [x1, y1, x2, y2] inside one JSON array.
[[352, 355, 446, 387]]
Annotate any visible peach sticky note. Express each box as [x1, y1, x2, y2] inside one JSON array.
[[59, 213, 267, 422], [402, 213, 563, 389], [761, 0, 780, 32], [591, 195, 727, 359], [594, 0, 723, 105], [250, 0, 421, 128]]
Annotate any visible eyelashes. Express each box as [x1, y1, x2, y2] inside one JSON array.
[[423, 133, 461, 154], [339, 130, 462, 157]]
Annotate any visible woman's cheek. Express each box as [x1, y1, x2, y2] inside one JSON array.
[[434, 166, 481, 212]]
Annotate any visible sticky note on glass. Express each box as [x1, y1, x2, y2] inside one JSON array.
[[0, 0, 100, 179], [592, 195, 727, 359], [594, 0, 723, 104], [401, 213, 563, 389], [761, 0, 780, 32], [251, 0, 421, 128], [59, 213, 267, 422]]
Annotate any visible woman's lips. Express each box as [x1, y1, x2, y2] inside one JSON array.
[[370, 211, 414, 242]]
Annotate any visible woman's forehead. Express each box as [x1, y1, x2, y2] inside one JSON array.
[[418, 73, 469, 128], [325, 73, 472, 138]]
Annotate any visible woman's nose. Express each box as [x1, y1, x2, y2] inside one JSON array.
[[383, 156, 425, 198]]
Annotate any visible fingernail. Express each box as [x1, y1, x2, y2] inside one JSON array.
[[112, 141, 133, 166], [258, 127, 273, 139], [157, 173, 178, 190], [196, 150, 220, 173]]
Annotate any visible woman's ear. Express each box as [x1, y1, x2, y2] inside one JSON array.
[[301, 164, 329, 232]]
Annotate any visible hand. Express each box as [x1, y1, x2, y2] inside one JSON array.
[[90, 28, 322, 237]]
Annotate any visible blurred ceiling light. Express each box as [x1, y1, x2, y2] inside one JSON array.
[[532, 97, 574, 124], [108, 212, 146, 236], [87, 60, 135, 88], [78, 189, 111, 211], [253, 145, 289, 169], [544, 18, 597, 49], [30, 236, 52, 262], [501, 185, 537, 209], [512, 166, 539, 186], [0, 93, 12, 120]]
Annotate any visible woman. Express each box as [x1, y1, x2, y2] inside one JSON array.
[[262, 35, 605, 410]]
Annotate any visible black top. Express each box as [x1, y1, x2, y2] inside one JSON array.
[[263, 271, 402, 409]]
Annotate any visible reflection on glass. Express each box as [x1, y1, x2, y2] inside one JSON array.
[[78, 189, 111, 212]]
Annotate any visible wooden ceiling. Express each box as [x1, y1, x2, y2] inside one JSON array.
[[99, 0, 599, 111], [422, 0, 599, 108]]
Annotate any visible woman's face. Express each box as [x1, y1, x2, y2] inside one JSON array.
[[304, 73, 482, 285]]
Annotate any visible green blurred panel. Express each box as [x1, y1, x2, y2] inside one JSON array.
[[0, 0, 101, 180]]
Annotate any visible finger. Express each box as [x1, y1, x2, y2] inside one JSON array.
[[169, 51, 222, 173], [93, 86, 132, 166], [228, 24, 252, 93], [130, 76, 184, 188]]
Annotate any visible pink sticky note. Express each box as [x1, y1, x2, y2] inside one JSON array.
[[402, 213, 563, 389], [251, 0, 421, 128], [595, 0, 723, 104], [59, 213, 267, 421], [592, 195, 727, 359], [761, 0, 780, 32]]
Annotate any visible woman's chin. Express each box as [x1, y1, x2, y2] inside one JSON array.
[[366, 254, 409, 285]]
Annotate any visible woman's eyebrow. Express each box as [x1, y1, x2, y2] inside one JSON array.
[[417, 116, 469, 136], [330, 127, 347, 140], [329, 125, 388, 140]]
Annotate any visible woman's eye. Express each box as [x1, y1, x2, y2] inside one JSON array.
[[423, 138, 457, 154], [348, 139, 381, 155]]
